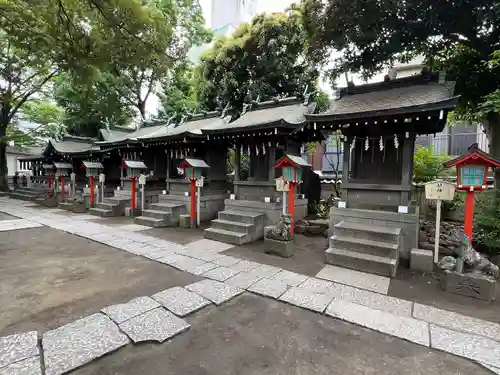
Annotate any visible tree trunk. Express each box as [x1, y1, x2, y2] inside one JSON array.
[[0, 121, 8, 192], [484, 113, 500, 207]]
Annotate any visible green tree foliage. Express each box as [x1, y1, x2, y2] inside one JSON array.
[[300, 0, 500, 198], [157, 62, 199, 122], [53, 73, 134, 137], [195, 10, 319, 112], [0, 0, 210, 190], [413, 145, 451, 184]]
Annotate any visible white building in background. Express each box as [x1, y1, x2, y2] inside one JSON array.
[[188, 0, 258, 63], [211, 0, 258, 30]]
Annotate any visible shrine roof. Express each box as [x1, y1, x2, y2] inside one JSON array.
[[273, 154, 311, 169], [122, 160, 148, 169], [179, 158, 210, 169], [444, 143, 500, 168], [202, 97, 316, 133], [47, 136, 101, 155], [140, 111, 231, 141], [307, 72, 458, 122], [53, 162, 73, 170], [82, 161, 104, 169], [99, 128, 135, 142], [97, 111, 231, 145]]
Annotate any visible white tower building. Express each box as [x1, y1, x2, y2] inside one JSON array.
[[211, 0, 258, 30]]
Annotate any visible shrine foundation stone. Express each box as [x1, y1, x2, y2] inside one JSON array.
[[410, 248, 433, 272], [442, 271, 496, 301]]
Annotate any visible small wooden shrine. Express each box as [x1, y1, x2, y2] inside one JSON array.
[[306, 71, 459, 274]]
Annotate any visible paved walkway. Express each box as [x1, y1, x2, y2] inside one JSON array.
[[0, 198, 498, 375]]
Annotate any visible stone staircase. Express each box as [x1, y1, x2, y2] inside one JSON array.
[[10, 187, 45, 201], [134, 202, 187, 228], [204, 210, 264, 245], [325, 221, 401, 278], [89, 197, 130, 217]]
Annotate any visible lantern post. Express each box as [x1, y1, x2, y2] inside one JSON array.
[[444, 143, 500, 243], [53, 162, 72, 202], [121, 160, 148, 216], [178, 158, 210, 228], [272, 154, 311, 236], [81, 161, 104, 207]]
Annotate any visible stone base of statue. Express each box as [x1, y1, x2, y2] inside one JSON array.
[[264, 237, 295, 258], [264, 224, 295, 258], [442, 270, 496, 301]]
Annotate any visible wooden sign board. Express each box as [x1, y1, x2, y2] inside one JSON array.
[[425, 180, 455, 201]]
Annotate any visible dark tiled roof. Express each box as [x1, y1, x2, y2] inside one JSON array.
[[141, 112, 231, 140], [48, 137, 100, 154], [203, 97, 316, 133], [99, 128, 135, 142], [308, 73, 458, 121]]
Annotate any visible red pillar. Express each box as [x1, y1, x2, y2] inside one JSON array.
[[48, 174, 52, 189], [89, 176, 95, 205], [61, 175, 65, 201], [190, 179, 196, 227], [131, 177, 136, 213], [464, 190, 475, 242], [288, 182, 295, 236]]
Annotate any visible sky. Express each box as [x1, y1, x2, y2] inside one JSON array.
[[145, 0, 387, 118]]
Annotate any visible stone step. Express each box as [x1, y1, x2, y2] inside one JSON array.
[[134, 216, 170, 228], [333, 221, 401, 243], [329, 235, 398, 257], [89, 207, 114, 217], [141, 209, 173, 220], [325, 247, 397, 278], [94, 202, 118, 210], [149, 202, 186, 215], [204, 227, 249, 245], [217, 210, 263, 224], [211, 219, 253, 234], [10, 192, 37, 201], [58, 202, 74, 211], [104, 197, 130, 205]]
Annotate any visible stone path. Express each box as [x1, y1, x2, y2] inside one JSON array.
[[0, 198, 499, 375]]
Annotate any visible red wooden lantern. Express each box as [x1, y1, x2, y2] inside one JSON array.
[[272, 154, 311, 235], [178, 158, 210, 228], [81, 161, 104, 206], [444, 143, 500, 242]]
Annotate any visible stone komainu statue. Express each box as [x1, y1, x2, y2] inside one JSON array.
[[266, 214, 293, 241]]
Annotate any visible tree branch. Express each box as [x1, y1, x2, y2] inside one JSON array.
[[7, 70, 58, 123]]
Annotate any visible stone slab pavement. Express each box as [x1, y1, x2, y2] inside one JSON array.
[[71, 294, 490, 375], [0, 197, 499, 375]]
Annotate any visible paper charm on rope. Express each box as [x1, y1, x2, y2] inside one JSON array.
[[247, 145, 251, 155], [365, 137, 369, 151], [350, 136, 356, 152], [379, 136, 384, 151], [262, 144, 266, 155], [240, 144, 243, 155], [255, 145, 259, 156], [394, 134, 399, 149]]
